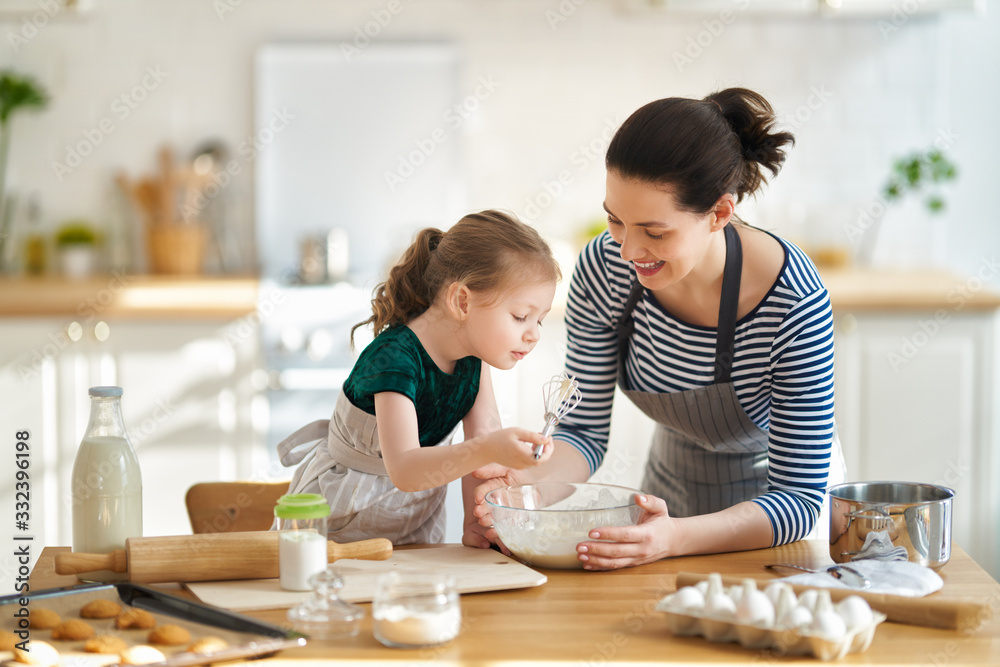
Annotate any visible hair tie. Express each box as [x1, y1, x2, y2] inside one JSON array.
[[710, 99, 723, 113]]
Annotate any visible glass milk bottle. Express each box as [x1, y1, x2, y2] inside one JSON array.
[[275, 493, 330, 591], [71, 386, 143, 581]]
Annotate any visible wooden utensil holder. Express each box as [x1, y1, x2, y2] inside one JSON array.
[[147, 223, 207, 274]]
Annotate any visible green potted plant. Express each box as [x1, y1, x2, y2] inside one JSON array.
[[856, 147, 959, 266], [55, 220, 100, 279], [0, 70, 48, 272]]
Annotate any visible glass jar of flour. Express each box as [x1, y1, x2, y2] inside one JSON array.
[[71, 386, 143, 581], [274, 493, 330, 591]]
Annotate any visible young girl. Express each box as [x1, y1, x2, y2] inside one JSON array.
[[278, 209, 561, 545]]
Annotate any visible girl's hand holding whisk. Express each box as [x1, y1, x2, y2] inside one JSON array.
[[477, 427, 553, 469]]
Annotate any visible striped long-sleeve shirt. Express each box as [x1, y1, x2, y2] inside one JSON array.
[[553, 229, 836, 545]]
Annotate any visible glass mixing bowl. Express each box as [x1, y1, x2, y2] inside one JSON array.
[[484, 482, 643, 570]]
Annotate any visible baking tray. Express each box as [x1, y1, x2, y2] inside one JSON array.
[[0, 582, 306, 666]]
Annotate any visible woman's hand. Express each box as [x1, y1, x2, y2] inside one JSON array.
[[575, 494, 674, 570]]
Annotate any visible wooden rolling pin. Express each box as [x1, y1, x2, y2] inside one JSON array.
[[55, 532, 393, 584], [675, 571, 988, 631]]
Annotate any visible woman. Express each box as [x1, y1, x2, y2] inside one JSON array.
[[467, 88, 843, 568]]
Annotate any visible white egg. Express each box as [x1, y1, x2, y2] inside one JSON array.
[[727, 585, 744, 603], [773, 586, 799, 625], [796, 588, 820, 612], [669, 586, 706, 613], [694, 580, 710, 596], [764, 581, 793, 607], [779, 604, 814, 630], [705, 592, 737, 620], [735, 579, 776, 627], [836, 595, 875, 631], [809, 591, 848, 640]]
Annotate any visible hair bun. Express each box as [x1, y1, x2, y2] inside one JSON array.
[[704, 88, 795, 200]]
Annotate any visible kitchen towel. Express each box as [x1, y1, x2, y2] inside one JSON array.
[[778, 560, 943, 597]]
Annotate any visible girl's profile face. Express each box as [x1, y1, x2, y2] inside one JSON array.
[[604, 171, 724, 292], [463, 278, 556, 370]]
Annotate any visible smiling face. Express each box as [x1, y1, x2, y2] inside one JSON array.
[[463, 279, 557, 371], [604, 171, 733, 292]]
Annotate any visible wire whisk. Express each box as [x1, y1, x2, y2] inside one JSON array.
[[532, 372, 582, 460]]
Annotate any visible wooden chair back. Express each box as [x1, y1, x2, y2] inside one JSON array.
[[185, 480, 290, 534]]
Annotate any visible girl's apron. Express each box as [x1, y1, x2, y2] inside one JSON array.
[[617, 224, 844, 529], [277, 392, 450, 545]]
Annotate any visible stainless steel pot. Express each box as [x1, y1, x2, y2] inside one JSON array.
[[828, 481, 954, 569]]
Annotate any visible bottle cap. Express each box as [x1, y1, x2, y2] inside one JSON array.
[[89, 386, 124, 398], [275, 493, 331, 520]]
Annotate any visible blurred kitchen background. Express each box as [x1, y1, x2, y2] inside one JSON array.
[[1, 0, 998, 582]]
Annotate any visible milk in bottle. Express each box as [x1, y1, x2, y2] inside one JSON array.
[[71, 386, 142, 581]]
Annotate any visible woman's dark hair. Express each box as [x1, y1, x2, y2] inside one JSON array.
[[351, 209, 561, 346], [605, 87, 795, 213]]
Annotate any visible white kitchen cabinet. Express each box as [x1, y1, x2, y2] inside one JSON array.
[[0, 316, 265, 555], [832, 308, 1000, 579]]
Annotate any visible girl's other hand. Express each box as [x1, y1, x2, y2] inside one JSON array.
[[574, 494, 673, 570], [469, 463, 525, 547]]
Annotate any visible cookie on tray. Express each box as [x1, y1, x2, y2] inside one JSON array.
[[147, 624, 191, 646], [186, 636, 228, 654], [115, 608, 157, 630], [120, 645, 166, 665], [80, 599, 123, 619], [51, 619, 95, 641], [28, 608, 61, 630], [1, 629, 20, 651], [83, 635, 129, 654], [12, 640, 60, 666]]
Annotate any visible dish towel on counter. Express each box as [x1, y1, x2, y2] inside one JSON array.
[[778, 560, 943, 597]]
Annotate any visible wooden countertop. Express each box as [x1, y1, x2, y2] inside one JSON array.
[[28, 541, 1000, 665], [2, 267, 999, 320], [0, 274, 258, 319], [819, 267, 1000, 312]]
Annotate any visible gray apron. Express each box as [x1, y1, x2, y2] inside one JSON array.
[[277, 392, 449, 545], [618, 224, 770, 517]]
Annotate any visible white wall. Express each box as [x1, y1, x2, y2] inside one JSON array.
[[1, 0, 997, 276], [1, 1, 997, 551]]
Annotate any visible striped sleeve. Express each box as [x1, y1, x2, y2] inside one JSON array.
[[553, 236, 628, 474], [751, 260, 836, 545]]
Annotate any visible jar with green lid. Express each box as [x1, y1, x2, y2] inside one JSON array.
[[275, 493, 330, 591]]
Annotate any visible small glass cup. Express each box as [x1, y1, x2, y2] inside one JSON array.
[[274, 493, 330, 592], [287, 567, 364, 639], [372, 570, 460, 649]]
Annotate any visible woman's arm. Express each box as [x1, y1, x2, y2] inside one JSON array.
[[574, 497, 773, 570]]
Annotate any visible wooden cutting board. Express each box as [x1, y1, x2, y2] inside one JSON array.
[[185, 545, 547, 612]]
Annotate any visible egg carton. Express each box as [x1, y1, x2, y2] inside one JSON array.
[[657, 606, 886, 661], [655, 576, 887, 662]]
